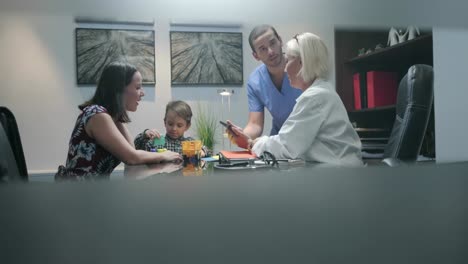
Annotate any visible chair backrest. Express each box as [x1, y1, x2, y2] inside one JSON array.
[[0, 122, 22, 182], [383, 64, 434, 161], [0, 107, 28, 181]]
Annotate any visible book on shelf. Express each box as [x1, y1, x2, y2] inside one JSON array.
[[353, 72, 367, 109], [367, 71, 398, 108], [353, 71, 398, 110]]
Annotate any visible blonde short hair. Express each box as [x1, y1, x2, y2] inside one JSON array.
[[285, 32, 329, 82]]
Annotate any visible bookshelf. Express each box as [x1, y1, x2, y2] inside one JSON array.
[[334, 28, 434, 157], [345, 34, 433, 68]]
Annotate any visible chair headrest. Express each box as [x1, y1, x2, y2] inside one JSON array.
[[396, 64, 434, 115]]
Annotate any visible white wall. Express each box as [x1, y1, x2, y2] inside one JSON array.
[[433, 28, 468, 163], [1, 0, 468, 172]]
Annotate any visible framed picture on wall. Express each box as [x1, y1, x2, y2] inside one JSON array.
[[75, 28, 155, 85], [170, 31, 243, 85]]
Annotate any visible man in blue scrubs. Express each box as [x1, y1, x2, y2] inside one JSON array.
[[227, 25, 302, 149]]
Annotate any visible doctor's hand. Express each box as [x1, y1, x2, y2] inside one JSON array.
[[226, 120, 252, 150]]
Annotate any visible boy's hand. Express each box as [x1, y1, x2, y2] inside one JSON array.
[[199, 149, 206, 158], [144, 129, 161, 140]]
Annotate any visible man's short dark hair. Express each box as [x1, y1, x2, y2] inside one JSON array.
[[248, 24, 281, 52]]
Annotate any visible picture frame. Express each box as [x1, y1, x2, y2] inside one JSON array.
[[75, 28, 155, 85], [170, 31, 243, 85]]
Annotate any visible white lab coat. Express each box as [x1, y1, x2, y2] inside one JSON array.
[[252, 79, 363, 167]]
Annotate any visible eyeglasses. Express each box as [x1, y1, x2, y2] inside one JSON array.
[[293, 33, 301, 44], [260, 151, 279, 167]]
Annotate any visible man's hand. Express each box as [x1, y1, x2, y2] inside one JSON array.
[[226, 120, 252, 149]]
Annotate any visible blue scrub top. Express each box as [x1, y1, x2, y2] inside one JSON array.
[[247, 64, 302, 135]]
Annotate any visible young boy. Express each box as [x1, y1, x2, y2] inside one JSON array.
[[134, 100, 207, 157]]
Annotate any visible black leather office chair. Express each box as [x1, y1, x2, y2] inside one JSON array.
[[382, 64, 434, 166], [0, 106, 28, 181]]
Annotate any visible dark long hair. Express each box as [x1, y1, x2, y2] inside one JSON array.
[[80, 61, 137, 123]]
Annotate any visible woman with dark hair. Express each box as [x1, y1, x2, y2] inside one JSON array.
[[56, 62, 181, 179]]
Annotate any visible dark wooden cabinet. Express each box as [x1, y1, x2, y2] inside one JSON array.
[[334, 28, 434, 157]]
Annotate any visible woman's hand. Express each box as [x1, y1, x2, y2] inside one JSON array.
[[226, 120, 252, 149], [159, 150, 183, 162], [144, 129, 161, 140]]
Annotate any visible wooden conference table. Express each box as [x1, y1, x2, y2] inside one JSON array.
[[1, 160, 467, 263]]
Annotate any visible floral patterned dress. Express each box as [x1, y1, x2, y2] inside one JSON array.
[[55, 105, 120, 180]]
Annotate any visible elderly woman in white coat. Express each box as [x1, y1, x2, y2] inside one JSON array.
[[231, 32, 363, 166]]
